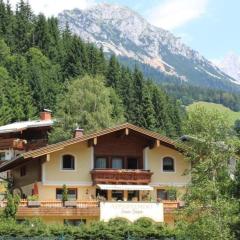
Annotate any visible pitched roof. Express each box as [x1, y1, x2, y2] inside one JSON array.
[[0, 123, 177, 172], [0, 120, 53, 134]]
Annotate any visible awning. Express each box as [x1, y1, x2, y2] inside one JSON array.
[[97, 184, 153, 191]]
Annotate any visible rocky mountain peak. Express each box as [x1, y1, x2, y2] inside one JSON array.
[[217, 52, 240, 84], [58, 3, 239, 91]]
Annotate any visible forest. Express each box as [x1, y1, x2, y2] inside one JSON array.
[[0, 0, 182, 140]]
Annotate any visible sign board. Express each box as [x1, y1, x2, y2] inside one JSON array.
[[100, 202, 164, 222]]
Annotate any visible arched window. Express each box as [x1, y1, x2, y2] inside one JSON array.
[[62, 154, 75, 170], [162, 157, 174, 172]]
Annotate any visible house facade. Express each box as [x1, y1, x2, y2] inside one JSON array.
[[0, 123, 190, 225], [0, 110, 53, 200]]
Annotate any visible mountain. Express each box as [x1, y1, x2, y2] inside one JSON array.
[[216, 52, 240, 85], [58, 3, 239, 91]]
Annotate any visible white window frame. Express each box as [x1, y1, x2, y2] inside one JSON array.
[[161, 156, 176, 173], [60, 154, 76, 171]]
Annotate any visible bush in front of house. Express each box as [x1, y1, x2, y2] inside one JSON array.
[[0, 217, 176, 240]]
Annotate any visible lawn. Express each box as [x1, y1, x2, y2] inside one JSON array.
[[187, 101, 240, 125]]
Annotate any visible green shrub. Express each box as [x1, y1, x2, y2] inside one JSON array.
[[62, 184, 68, 202], [27, 195, 39, 201], [0, 217, 176, 239], [134, 217, 155, 228], [3, 192, 20, 219]]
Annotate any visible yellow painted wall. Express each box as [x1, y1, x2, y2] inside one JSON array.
[[147, 145, 190, 187], [44, 142, 92, 184], [37, 183, 96, 201]]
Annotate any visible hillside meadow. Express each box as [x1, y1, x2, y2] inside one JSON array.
[[187, 101, 240, 125]]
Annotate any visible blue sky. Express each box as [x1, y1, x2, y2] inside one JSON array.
[[8, 0, 240, 61]]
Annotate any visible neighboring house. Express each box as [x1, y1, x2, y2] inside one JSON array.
[[0, 123, 190, 225], [0, 109, 53, 184]]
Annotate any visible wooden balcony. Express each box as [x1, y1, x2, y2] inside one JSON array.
[[90, 169, 153, 184], [0, 138, 47, 151], [0, 200, 100, 217], [25, 139, 48, 151], [0, 138, 26, 150]]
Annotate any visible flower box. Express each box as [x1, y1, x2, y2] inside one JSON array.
[[27, 201, 41, 207], [64, 201, 77, 208]]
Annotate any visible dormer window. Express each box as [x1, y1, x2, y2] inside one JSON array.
[[62, 155, 75, 170], [162, 157, 175, 172]]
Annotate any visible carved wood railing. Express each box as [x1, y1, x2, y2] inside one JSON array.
[[90, 169, 153, 184], [0, 200, 179, 209], [0, 138, 48, 151], [0, 200, 99, 208], [0, 138, 26, 150]]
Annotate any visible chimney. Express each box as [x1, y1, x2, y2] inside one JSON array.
[[40, 109, 52, 121], [74, 128, 84, 138]]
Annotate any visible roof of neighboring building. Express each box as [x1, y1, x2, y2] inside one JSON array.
[[0, 120, 54, 134], [0, 123, 179, 172]]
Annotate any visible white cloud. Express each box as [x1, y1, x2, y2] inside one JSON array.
[[147, 0, 208, 30], [6, 0, 95, 16]]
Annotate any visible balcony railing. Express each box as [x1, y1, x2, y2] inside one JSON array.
[[0, 138, 26, 150], [0, 200, 179, 218], [0, 138, 48, 151], [0, 200, 99, 208], [0, 200, 100, 217], [90, 169, 153, 184]]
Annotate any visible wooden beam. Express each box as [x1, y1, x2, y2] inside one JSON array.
[[149, 139, 160, 149], [125, 128, 129, 136], [88, 137, 98, 147]]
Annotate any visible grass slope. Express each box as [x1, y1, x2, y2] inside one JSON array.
[[187, 101, 240, 125]]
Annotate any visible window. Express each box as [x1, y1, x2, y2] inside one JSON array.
[[0, 152, 5, 161], [64, 219, 86, 226], [127, 158, 138, 169], [128, 190, 139, 201], [95, 157, 107, 168], [56, 188, 77, 200], [62, 155, 75, 170], [20, 166, 26, 177], [162, 157, 174, 172], [112, 157, 123, 169], [96, 189, 107, 200], [112, 190, 123, 201], [157, 189, 168, 200], [157, 189, 176, 201]]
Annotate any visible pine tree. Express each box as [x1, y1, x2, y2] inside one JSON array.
[[26, 47, 60, 111], [106, 55, 121, 88], [130, 67, 145, 126], [141, 84, 156, 130], [33, 14, 51, 55], [14, 0, 33, 53]]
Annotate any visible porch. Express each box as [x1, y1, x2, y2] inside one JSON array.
[[0, 199, 179, 219]]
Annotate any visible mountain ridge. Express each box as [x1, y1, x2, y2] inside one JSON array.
[[216, 52, 240, 84], [58, 3, 239, 91]]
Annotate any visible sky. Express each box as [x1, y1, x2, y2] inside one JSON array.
[[7, 0, 240, 61]]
